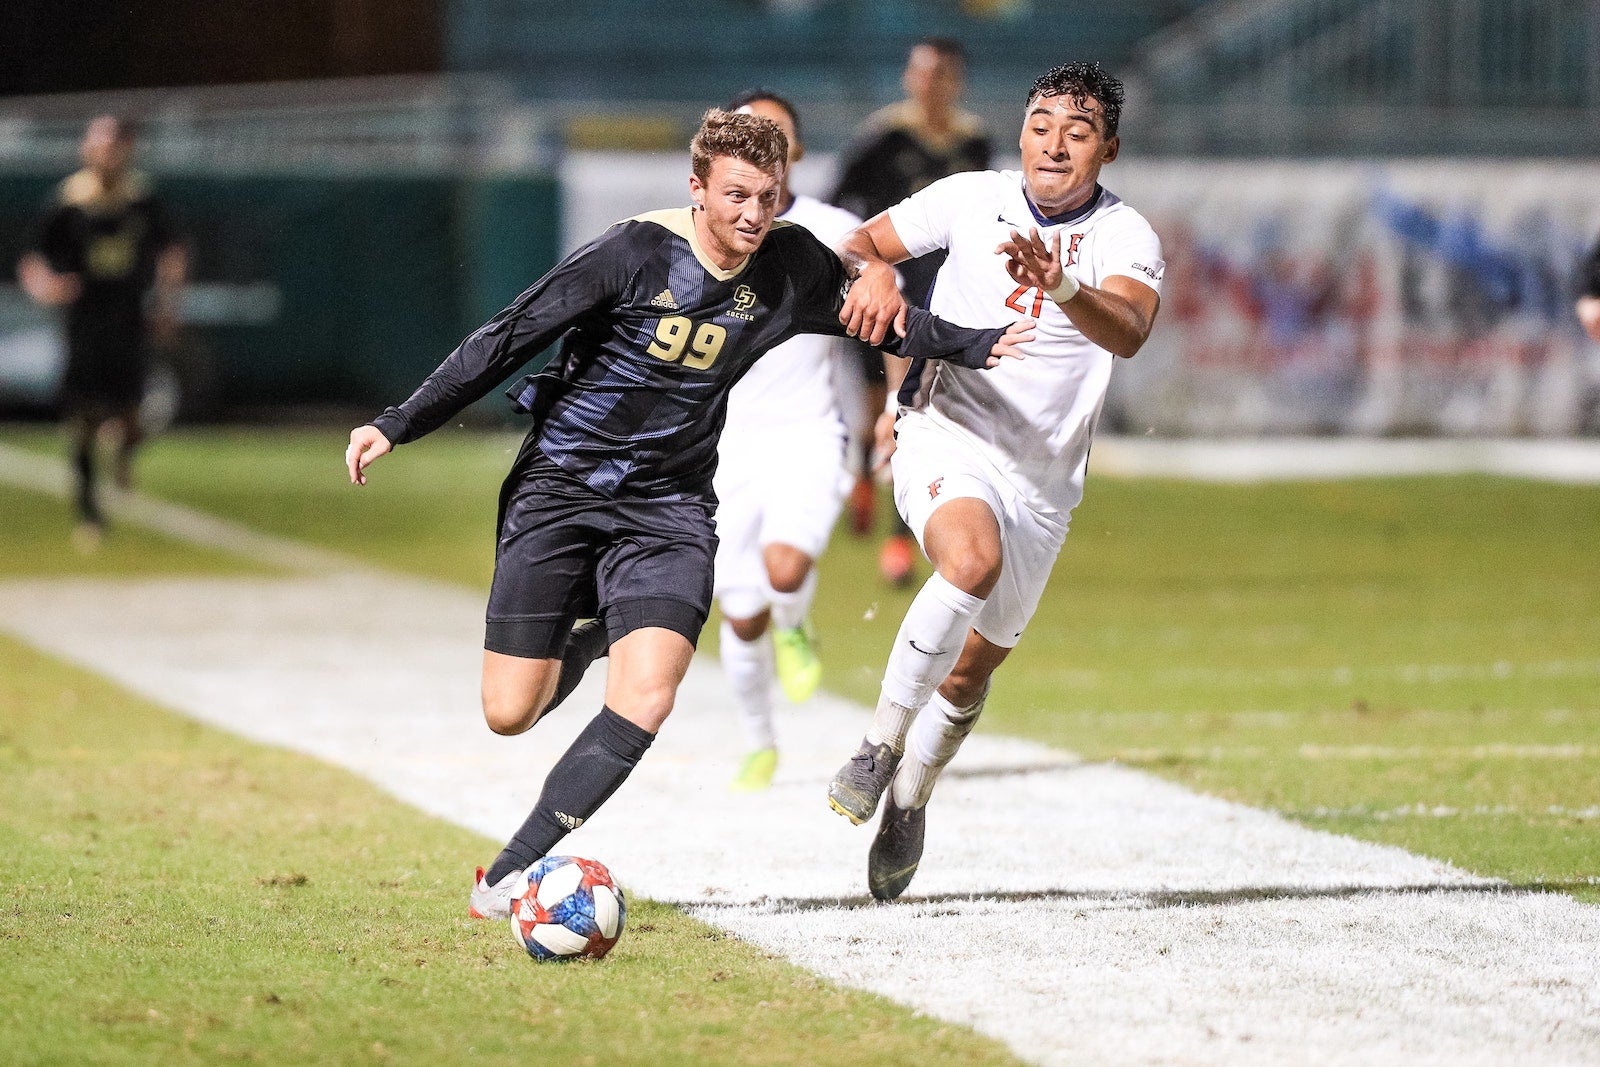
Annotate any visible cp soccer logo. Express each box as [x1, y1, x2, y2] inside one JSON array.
[[733, 284, 757, 313], [928, 477, 944, 500]]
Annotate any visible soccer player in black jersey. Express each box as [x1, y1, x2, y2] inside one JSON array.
[[19, 117, 186, 547], [344, 108, 1032, 920]]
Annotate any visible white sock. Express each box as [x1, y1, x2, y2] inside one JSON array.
[[865, 691, 918, 751], [720, 619, 776, 751], [879, 572, 986, 712], [892, 687, 987, 809], [767, 568, 817, 631]]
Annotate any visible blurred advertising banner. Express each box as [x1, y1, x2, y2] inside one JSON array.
[[1108, 161, 1600, 437], [562, 154, 1600, 438]]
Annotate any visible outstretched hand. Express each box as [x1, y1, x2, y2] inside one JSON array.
[[346, 425, 391, 486], [997, 227, 1066, 293], [984, 319, 1035, 367]]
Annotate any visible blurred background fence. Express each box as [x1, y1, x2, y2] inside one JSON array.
[[1, 0, 1598, 431]]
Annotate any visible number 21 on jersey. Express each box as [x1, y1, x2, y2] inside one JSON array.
[[647, 316, 726, 370], [1004, 285, 1045, 318]]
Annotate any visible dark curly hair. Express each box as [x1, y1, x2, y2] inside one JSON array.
[[1027, 62, 1124, 139]]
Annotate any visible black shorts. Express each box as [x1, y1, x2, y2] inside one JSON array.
[[484, 462, 717, 660]]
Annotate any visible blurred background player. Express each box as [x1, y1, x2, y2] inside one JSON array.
[[715, 90, 862, 793], [831, 37, 993, 585], [345, 108, 1030, 920], [17, 116, 186, 547], [1576, 233, 1600, 342], [826, 62, 1162, 901]]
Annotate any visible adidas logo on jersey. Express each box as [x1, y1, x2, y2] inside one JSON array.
[[649, 288, 679, 310], [553, 811, 585, 831]]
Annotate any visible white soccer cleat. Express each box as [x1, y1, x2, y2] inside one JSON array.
[[468, 865, 522, 921]]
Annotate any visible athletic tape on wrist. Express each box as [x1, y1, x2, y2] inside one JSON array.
[[1047, 272, 1080, 303]]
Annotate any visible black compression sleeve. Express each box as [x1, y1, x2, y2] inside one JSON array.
[[892, 306, 1006, 370]]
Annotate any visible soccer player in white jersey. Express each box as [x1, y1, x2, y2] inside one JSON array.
[[716, 91, 864, 792], [825, 61, 1165, 899]]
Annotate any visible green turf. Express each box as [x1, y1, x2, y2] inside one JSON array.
[[0, 633, 1017, 1066], [50, 426, 1595, 905], [5, 423, 1594, 950], [0, 426, 1019, 1063], [0, 480, 271, 579], [811, 476, 1600, 903]]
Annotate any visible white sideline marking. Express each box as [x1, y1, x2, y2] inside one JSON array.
[[1090, 436, 1600, 483], [5, 574, 1600, 1064], [4, 448, 1600, 1063]]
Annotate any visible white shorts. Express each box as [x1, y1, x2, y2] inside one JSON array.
[[713, 419, 849, 619], [891, 412, 1067, 647]]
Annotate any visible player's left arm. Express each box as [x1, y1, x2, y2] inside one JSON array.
[[998, 226, 1161, 359], [150, 244, 188, 347]]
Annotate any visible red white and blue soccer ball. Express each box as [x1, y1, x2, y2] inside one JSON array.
[[509, 855, 626, 961]]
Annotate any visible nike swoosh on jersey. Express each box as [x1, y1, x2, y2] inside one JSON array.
[[908, 639, 948, 656]]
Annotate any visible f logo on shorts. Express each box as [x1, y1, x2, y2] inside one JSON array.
[[928, 477, 944, 500]]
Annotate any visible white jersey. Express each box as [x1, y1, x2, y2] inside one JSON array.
[[721, 194, 862, 436], [888, 170, 1164, 517]]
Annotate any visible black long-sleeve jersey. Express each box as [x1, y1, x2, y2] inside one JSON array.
[[371, 207, 1005, 499], [32, 170, 178, 356]]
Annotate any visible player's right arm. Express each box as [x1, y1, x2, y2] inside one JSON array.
[[836, 214, 913, 346], [18, 203, 81, 307], [347, 228, 634, 481], [16, 252, 79, 307], [346, 424, 390, 486]]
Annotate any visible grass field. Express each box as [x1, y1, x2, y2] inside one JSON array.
[[0, 459, 1020, 1065], [3, 424, 1598, 1062], [107, 426, 1599, 901]]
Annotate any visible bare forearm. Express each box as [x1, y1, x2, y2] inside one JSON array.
[[1058, 285, 1154, 358], [836, 229, 897, 282]]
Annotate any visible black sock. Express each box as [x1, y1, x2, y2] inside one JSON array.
[[73, 445, 100, 525], [485, 706, 653, 883], [544, 619, 610, 718]]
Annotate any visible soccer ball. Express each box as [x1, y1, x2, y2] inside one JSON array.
[[509, 855, 626, 961]]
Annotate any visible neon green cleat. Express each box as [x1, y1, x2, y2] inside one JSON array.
[[772, 623, 822, 703], [729, 747, 778, 793]]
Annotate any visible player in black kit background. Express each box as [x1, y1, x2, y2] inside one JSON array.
[[344, 108, 1033, 920], [18, 116, 186, 547], [830, 38, 993, 585]]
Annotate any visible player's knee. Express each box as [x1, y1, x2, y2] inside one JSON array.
[[936, 549, 1002, 599], [762, 545, 812, 593], [612, 687, 675, 732], [940, 667, 992, 710], [481, 685, 545, 736], [727, 612, 769, 643]]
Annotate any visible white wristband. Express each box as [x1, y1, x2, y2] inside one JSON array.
[[1046, 272, 1080, 304]]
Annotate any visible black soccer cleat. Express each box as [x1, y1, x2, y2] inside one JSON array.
[[827, 737, 901, 825], [868, 794, 926, 902]]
